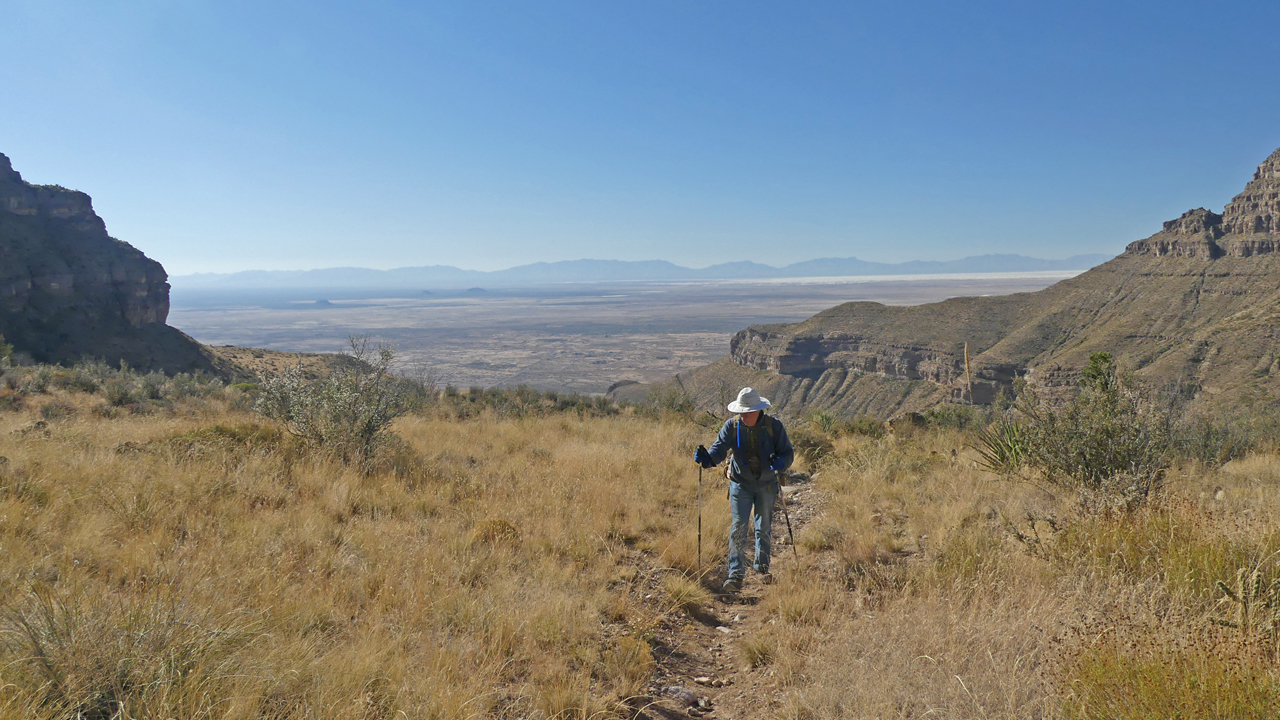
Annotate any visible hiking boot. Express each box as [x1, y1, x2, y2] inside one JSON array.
[[721, 577, 743, 594], [759, 572, 774, 585]]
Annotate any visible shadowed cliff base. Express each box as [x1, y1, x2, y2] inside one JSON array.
[[0, 152, 217, 374], [641, 147, 1280, 419]]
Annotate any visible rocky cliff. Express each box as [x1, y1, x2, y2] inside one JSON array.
[[670, 146, 1280, 418], [0, 153, 216, 373]]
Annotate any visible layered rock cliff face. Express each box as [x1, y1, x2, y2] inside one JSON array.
[[0, 153, 216, 373], [1127, 148, 1280, 259], [674, 146, 1280, 418]]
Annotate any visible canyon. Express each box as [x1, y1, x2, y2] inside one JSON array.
[[660, 147, 1280, 418]]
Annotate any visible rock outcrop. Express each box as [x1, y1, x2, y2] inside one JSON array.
[[1127, 148, 1280, 259], [1223, 147, 1280, 237], [671, 146, 1280, 418], [0, 152, 216, 373]]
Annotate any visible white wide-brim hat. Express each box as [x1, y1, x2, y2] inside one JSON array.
[[727, 386, 771, 414]]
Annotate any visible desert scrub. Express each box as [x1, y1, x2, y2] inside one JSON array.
[[1050, 499, 1280, 603], [1052, 618, 1280, 719], [4, 367, 1280, 718], [844, 414, 887, 438], [256, 336, 408, 463], [431, 384, 620, 419], [809, 409, 840, 435], [924, 402, 990, 430], [1011, 353, 1171, 508], [789, 424, 836, 463], [37, 399, 74, 421], [638, 383, 695, 419], [1170, 411, 1258, 466], [0, 360, 225, 414], [0, 400, 717, 718]]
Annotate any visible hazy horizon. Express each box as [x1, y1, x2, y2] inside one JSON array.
[[171, 251, 1109, 279], [5, 3, 1278, 277]]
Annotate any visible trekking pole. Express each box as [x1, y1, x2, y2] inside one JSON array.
[[697, 466, 703, 571], [778, 483, 799, 562]]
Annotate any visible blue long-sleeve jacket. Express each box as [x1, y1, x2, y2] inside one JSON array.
[[706, 415, 794, 487]]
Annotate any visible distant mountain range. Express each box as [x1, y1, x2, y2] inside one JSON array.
[[667, 146, 1280, 419], [174, 253, 1112, 289]]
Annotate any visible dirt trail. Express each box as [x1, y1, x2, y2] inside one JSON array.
[[630, 478, 826, 720]]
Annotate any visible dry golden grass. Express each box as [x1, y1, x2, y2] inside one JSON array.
[[0, 392, 722, 719], [206, 345, 347, 381], [781, 430, 1280, 719], [4, 388, 1280, 719]]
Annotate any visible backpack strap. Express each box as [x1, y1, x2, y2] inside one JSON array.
[[732, 414, 773, 477], [731, 414, 774, 442]]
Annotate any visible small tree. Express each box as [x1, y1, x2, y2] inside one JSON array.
[[1022, 353, 1170, 508], [256, 337, 407, 464], [979, 353, 1171, 510], [641, 384, 695, 418]]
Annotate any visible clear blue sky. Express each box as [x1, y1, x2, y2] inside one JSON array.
[[4, 1, 1279, 275]]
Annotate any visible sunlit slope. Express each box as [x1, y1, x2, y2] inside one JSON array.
[[674, 148, 1280, 418]]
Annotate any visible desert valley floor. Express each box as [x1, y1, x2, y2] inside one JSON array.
[[170, 272, 1079, 393]]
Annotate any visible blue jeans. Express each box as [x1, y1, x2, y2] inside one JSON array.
[[727, 480, 777, 579]]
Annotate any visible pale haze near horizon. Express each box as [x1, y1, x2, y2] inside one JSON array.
[[3, 1, 1279, 276]]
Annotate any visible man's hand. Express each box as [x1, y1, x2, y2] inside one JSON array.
[[769, 453, 787, 472], [694, 445, 714, 468]]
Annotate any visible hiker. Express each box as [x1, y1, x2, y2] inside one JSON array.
[[694, 387, 794, 593]]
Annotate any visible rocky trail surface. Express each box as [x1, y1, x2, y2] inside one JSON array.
[[622, 477, 827, 720]]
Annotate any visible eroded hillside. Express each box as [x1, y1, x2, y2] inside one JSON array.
[[669, 147, 1280, 418]]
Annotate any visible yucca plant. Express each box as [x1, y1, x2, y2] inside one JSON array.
[[974, 417, 1028, 476], [810, 409, 840, 436], [1213, 566, 1280, 660]]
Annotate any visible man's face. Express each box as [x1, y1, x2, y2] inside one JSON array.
[[740, 410, 761, 426]]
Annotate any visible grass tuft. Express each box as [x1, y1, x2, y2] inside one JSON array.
[[662, 573, 712, 615]]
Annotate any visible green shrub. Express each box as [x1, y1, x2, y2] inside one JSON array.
[[1171, 414, 1255, 466], [640, 384, 695, 418], [140, 372, 167, 401], [845, 415, 887, 439], [21, 366, 53, 394], [51, 368, 100, 394], [1018, 353, 1170, 507], [39, 400, 75, 421], [256, 336, 409, 464], [104, 380, 134, 407], [924, 403, 988, 430]]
